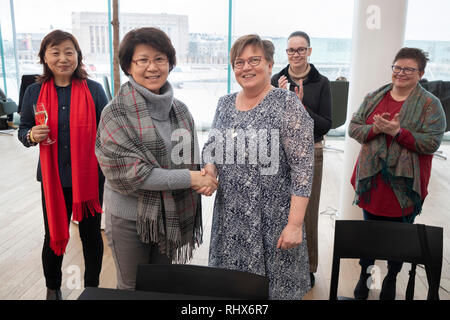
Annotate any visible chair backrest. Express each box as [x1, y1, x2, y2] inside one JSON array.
[[18, 74, 39, 114], [329, 220, 443, 300], [330, 80, 349, 129], [0, 87, 18, 116], [419, 80, 450, 132], [135, 264, 270, 300], [103, 75, 113, 101]]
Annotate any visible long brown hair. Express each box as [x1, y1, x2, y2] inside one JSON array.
[[37, 30, 88, 83]]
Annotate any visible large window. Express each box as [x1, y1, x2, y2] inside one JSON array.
[[2, 0, 449, 127], [405, 0, 450, 80], [0, 0, 19, 100], [118, 0, 229, 129], [0, 0, 110, 101], [231, 0, 354, 91]]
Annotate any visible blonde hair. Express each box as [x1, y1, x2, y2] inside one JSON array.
[[230, 34, 274, 68]]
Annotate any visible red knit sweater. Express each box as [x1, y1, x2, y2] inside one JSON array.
[[351, 92, 433, 217]]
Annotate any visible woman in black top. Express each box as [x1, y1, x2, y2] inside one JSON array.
[[18, 30, 108, 300], [271, 31, 332, 288]]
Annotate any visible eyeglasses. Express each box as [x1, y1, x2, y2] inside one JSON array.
[[286, 47, 310, 56], [234, 56, 262, 69], [391, 65, 419, 75], [132, 56, 168, 68]]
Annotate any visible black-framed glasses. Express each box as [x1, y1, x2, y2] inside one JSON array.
[[234, 56, 262, 69], [132, 56, 168, 68], [391, 65, 419, 75], [286, 47, 310, 56]]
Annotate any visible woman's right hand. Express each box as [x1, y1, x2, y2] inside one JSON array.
[[278, 75, 289, 90], [190, 169, 218, 196], [31, 125, 50, 143]]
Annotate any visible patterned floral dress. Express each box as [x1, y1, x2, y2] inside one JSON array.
[[203, 88, 314, 300]]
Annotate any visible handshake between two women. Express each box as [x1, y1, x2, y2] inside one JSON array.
[[190, 163, 218, 197]]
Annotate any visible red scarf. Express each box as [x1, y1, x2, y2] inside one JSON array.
[[38, 78, 102, 256]]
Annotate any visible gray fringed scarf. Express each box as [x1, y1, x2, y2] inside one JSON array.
[[95, 81, 202, 263]]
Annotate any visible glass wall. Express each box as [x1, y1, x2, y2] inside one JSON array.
[[0, 0, 110, 101], [1, 0, 450, 128], [405, 0, 450, 81], [0, 0, 19, 100], [232, 0, 354, 90], [117, 0, 229, 129]]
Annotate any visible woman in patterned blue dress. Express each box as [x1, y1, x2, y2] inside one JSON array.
[[201, 35, 314, 299]]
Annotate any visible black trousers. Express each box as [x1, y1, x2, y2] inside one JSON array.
[[41, 184, 104, 290]]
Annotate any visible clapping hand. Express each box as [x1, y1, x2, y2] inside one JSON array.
[[278, 75, 289, 90], [294, 80, 304, 102], [278, 76, 304, 102], [373, 112, 401, 137]]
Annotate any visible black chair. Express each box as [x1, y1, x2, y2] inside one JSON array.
[[329, 220, 443, 300], [420, 80, 450, 160], [0, 87, 18, 116], [135, 264, 270, 300], [329, 80, 349, 130], [420, 80, 450, 132], [324, 80, 349, 153], [17, 74, 39, 114], [0, 88, 18, 134]]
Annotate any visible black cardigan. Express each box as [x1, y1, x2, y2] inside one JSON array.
[[271, 63, 332, 143], [18, 78, 108, 187]]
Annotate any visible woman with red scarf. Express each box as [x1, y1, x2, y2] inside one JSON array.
[[18, 30, 108, 300]]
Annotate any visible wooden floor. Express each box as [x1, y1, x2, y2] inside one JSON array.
[[0, 130, 449, 300]]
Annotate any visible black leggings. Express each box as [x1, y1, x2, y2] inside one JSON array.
[[41, 184, 104, 290]]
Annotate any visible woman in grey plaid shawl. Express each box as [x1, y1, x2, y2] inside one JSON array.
[[95, 28, 218, 290]]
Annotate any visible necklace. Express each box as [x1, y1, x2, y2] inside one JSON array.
[[289, 64, 310, 83], [236, 85, 274, 111]]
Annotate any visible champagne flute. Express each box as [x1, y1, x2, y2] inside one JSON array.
[[33, 102, 55, 145]]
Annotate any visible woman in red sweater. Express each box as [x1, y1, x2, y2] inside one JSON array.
[[349, 47, 446, 300]]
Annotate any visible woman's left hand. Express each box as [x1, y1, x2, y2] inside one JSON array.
[[276, 223, 303, 250], [294, 80, 304, 102]]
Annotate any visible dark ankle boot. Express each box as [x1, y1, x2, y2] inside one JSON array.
[[379, 273, 397, 300], [354, 268, 371, 300], [310, 273, 315, 288], [46, 288, 62, 300]]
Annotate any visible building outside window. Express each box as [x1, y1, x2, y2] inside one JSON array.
[[1, 0, 449, 129]]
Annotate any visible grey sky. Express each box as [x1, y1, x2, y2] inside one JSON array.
[[1, 0, 449, 41]]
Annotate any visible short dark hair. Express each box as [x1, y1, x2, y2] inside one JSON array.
[[288, 31, 311, 47], [119, 27, 176, 75], [37, 30, 87, 83], [229, 34, 274, 68], [393, 47, 429, 72]]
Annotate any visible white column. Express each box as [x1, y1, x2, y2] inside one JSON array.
[[338, 0, 408, 220]]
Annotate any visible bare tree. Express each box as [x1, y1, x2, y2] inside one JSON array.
[[111, 0, 120, 95]]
